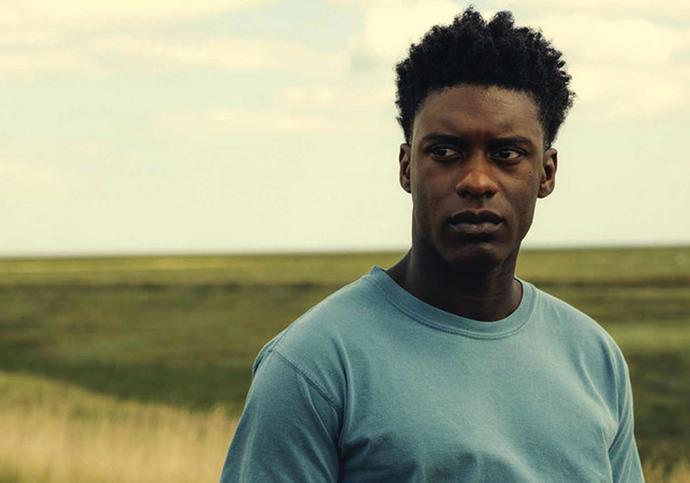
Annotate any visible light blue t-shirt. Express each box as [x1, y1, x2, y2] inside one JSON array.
[[221, 266, 644, 482]]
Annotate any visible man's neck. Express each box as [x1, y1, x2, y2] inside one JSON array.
[[386, 247, 522, 322]]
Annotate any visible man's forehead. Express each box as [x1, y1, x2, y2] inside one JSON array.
[[412, 85, 543, 142]]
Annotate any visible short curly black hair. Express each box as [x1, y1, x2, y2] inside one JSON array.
[[395, 7, 574, 147]]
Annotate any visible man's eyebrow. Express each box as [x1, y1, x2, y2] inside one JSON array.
[[418, 133, 537, 149], [487, 136, 537, 149], [418, 133, 467, 145]]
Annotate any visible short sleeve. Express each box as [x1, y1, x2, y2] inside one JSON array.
[[608, 357, 645, 482], [220, 349, 341, 483]]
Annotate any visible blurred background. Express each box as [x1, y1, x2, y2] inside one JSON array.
[[1, 1, 688, 482]]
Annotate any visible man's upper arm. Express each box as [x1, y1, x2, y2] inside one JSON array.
[[220, 349, 341, 483], [608, 356, 645, 482]]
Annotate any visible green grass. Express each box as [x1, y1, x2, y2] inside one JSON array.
[[0, 246, 689, 468]]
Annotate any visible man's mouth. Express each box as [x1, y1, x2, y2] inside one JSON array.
[[448, 210, 503, 236], [449, 221, 501, 236]]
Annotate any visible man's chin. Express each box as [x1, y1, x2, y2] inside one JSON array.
[[442, 242, 506, 274]]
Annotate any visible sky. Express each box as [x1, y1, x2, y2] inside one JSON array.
[[1, 0, 689, 256]]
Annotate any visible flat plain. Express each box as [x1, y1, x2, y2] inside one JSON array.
[[0, 246, 688, 482]]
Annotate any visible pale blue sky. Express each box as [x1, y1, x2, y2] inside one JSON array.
[[2, 0, 689, 256]]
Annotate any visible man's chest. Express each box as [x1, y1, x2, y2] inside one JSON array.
[[337, 343, 618, 482]]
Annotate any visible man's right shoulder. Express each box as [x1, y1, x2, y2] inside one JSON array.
[[251, 271, 385, 402]]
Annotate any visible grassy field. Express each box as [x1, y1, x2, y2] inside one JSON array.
[[0, 371, 234, 483], [0, 246, 689, 481]]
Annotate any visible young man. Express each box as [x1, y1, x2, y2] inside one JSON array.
[[221, 9, 644, 482]]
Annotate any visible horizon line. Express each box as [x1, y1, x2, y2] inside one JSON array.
[[1, 241, 689, 261]]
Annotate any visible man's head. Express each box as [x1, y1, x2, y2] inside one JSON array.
[[395, 8, 574, 148], [394, 9, 575, 274]]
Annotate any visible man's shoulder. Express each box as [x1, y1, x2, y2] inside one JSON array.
[[532, 283, 597, 324], [530, 282, 626, 363], [276, 270, 382, 345], [252, 270, 385, 400]]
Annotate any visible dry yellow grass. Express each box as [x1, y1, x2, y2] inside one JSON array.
[[643, 460, 690, 483], [0, 372, 236, 483], [1, 372, 689, 482]]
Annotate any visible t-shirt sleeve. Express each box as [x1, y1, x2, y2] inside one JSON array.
[[220, 349, 341, 483], [608, 356, 645, 482]]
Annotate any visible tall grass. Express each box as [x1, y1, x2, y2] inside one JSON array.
[[644, 461, 690, 483], [0, 372, 235, 483]]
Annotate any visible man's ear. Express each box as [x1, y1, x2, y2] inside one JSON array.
[[538, 147, 557, 198], [399, 143, 411, 193]]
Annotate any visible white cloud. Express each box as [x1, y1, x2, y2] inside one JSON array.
[[0, 157, 64, 193], [0, 34, 347, 79], [0, 51, 89, 79], [159, 80, 399, 137], [571, 65, 690, 120], [160, 108, 347, 136], [537, 14, 690, 66], [275, 85, 392, 110], [512, 0, 690, 20], [0, 0, 284, 78], [90, 36, 347, 75], [0, 30, 58, 47], [329, 0, 397, 4], [345, 0, 465, 66], [531, 13, 690, 119], [0, 0, 274, 24]]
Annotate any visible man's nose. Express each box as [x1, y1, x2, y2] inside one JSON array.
[[454, 153, 498, 199]]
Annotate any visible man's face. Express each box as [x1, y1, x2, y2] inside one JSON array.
[[399, 84, 557, 272]]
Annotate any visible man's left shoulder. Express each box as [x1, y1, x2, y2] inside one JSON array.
[[529, 282, 626, 362]]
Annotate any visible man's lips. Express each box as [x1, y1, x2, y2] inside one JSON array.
[[449, 209, 503, 225], [448, 210, 503, 236]]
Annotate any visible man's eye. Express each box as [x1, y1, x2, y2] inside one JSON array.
[[429, 146, 459, 159], [493, 149, 523, 162]]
